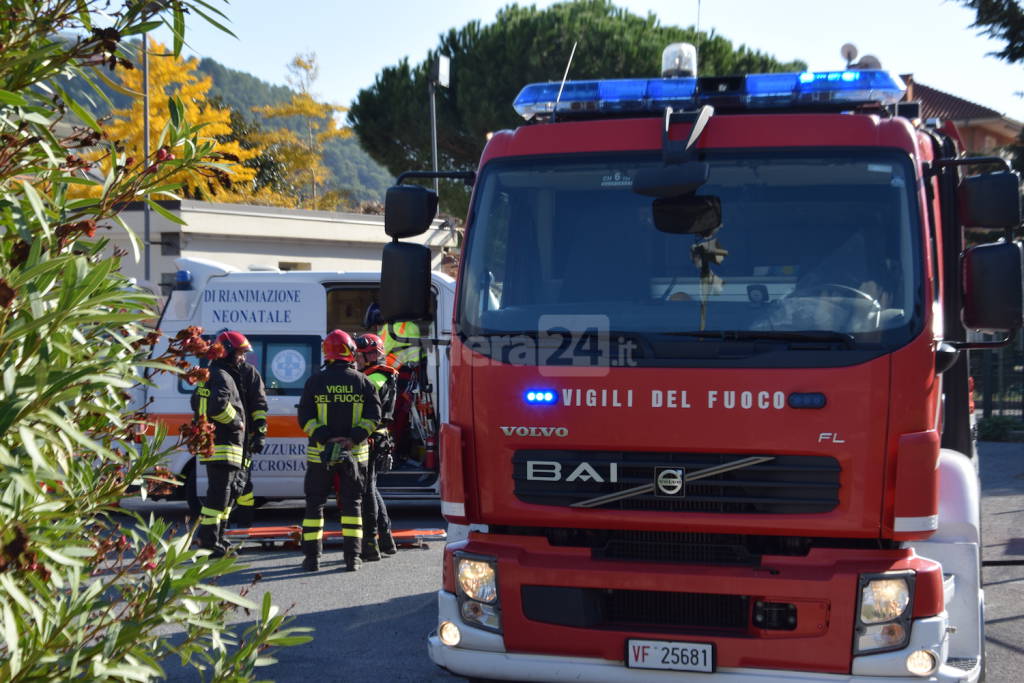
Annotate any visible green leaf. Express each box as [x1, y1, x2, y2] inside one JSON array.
[[144, 198, 186, 225], [0, 89, 29, 106], [196, 584, 257, 610], [172, 10, 186, 57], [120, 20, 162, 37], [62, 90, 100, 132], [38, 545, 84, 568], [19, 181, 50, 237], [1, 600, 21, 676]]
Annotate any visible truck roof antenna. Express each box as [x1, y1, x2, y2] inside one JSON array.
[[553, 40, 578, 122]]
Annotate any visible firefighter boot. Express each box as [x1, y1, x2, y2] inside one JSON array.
[[343, 536, 362, 571], [301, 539, 321, 572], [361, 536, 382, 562], [379, 530, 398, 555], [215, 521, 237, 555], [197, 523, 223, 557]]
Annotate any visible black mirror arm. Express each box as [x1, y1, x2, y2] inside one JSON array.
[[661, 105, 714, 164], [925, 156, 1012, 178], [944, 329, 1017, 350]]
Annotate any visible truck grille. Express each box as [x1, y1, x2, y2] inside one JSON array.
[[512, 451, 840, 513], [521, 585, 748, 633]]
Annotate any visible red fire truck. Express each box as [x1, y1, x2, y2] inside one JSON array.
[[381, 44, 1023, 682]]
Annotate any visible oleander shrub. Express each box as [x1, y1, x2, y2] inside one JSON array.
[[0, 3, 310, 680]]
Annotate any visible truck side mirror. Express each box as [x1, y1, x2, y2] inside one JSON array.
[[959, 171, 1021, 229], [380, 241, 431, 322], [385, 184, 438, 239], [962, 240, 1024, 331]]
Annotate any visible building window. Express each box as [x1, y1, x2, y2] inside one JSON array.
[[279, 261, 311, 271]]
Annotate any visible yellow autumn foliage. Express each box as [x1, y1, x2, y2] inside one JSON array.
[[80, 39, 285, 204], [253, 53, 351, 210]]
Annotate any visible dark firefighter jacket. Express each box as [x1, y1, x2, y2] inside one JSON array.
[[365, 364, 398, 434], [190, 359, 246, 467], [298, 361, 381, 464], [236, 361, 268, 439]]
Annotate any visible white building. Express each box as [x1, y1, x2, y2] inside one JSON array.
[[109, 199, 458, 295]]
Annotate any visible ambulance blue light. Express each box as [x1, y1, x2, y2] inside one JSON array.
[[525, 390, 556, 405], [174, 269, 193, 291], [513, 70, 905, 119]]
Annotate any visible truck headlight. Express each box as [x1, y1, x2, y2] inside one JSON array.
[[854, 571, 915, 654], [859, 577, 911, 624], [457, 558, 497, 603], [455, 554, 502, 633]]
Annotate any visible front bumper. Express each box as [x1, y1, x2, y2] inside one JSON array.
[[428, 591, 979, 683]]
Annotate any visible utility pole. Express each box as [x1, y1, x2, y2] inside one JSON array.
[[429, 55, 450, 196], [143, 35, 151, 283]]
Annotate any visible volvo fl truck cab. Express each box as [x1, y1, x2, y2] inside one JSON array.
[[382, 44, 1023, 681]]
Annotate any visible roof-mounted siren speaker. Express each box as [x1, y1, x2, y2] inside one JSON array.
[[662, 43, 698, 78]]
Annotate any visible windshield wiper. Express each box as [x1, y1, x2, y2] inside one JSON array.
[[659, 330, 856, 347]]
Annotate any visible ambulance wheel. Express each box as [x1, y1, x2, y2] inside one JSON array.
[[184, 460, 205, 519]]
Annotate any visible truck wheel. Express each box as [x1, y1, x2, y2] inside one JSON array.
[[184, 460, 205, 519]]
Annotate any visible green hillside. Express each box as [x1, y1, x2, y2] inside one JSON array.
[[62, 53, 392, 205], [195, 58, 394, 204]]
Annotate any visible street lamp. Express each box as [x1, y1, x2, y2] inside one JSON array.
[[428, 55, 450, 196]]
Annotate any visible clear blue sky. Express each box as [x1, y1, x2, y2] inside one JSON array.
[[158, 0, 1023, 120]]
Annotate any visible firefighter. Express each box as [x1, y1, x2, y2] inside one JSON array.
[[190, 331, 247, 557], [379, 313, 429, 465], [222, 332, 267, 529], [297, 329, 381, 572], [355, 333, 399, 560]]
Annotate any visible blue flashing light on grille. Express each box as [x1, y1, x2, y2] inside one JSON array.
[[525, 390, 557, 405], [513, 70, 905, 119], [788, 392, 827, 409]]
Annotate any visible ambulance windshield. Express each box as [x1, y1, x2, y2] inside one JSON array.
[[457, 150, 923, 361]]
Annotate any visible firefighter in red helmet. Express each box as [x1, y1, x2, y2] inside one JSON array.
[[214, 331, 268, 529], [191, 330, 250, 557], [355, 333, 399, 560], [297, 329, 381, 571]]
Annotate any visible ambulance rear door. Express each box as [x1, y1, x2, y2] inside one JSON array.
[[197, 275, 326, 499]]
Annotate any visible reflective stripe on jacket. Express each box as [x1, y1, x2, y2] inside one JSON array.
[[297, 361, 381, 464], [190, 360, 245, 467], [380, 320, 425, 367], [238, 361, 268, 438], [365, 365, 398, 432]]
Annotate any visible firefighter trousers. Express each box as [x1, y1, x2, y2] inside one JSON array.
[[302, 457, 366, 564], [362, 458, 392, 550], [198, 461, 241, 549], [229, 458, 255, 528]]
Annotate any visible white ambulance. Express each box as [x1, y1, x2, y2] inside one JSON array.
[[143, 256, 454, 515]]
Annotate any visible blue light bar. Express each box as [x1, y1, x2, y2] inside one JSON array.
[[513, 70, 906, 119], [524, 390, 557, 405]]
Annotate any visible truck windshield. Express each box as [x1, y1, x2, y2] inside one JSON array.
[[458, 150, 922, 362]]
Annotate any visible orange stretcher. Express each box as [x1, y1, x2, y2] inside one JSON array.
[[223, 526, 446, 550]]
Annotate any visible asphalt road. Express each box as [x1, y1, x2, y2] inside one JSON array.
[[127, 441, 1024, 682]]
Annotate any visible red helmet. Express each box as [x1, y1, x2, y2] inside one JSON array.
[[215, 330, 252, 357], [355, 333, 385, 357], [322, 329, 356, 362]]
